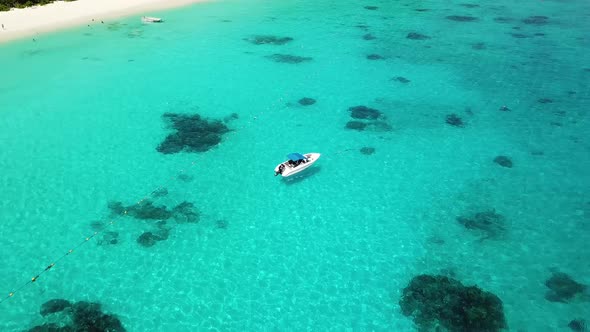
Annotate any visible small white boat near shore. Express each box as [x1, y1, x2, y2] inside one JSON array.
[[275, 153, 321, 177], [142, 16, 163, 23]]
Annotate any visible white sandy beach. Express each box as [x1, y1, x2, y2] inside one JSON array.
[[0, 0, 209, 43]]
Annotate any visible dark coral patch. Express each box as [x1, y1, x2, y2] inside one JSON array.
[[494, 17, 514, 23], [298, 97, 316, 106], [173, 201, 200, 223], [177, 173, 194, 182], [265, 54, 312, 64], [392, 76, 411, 83], [457, 210, 507, 238], [72, 302, 125, 332], [568, 319, 587, 332], [360, 147, 375, 155], [109, 200, 199, 224], [223, 112, 239, 123], [545, 272, 586, 302], [407, 32, 430, 40], [157, 113, 230, 154], [446, 15, 478, 22], [152, 187, 168, 198], [493, 155, 513, 168], [40, 299, 72, 316], [245, 35, 293, 45], [137, 231, 166, 247], [349, 106, 382, 119], [216, 220, 228, 229], [399, 275, 507, 332], [97, 231, 119, 246], [472, 42, 486, 50], [30, 300, 125, 332], [445, 113, 464, 127], [131, 202, 172, 220], [366, 54, 384, 60], [523, 15, 549, 25], [345, 121, 368, 131], [364, 6, 378, 10]]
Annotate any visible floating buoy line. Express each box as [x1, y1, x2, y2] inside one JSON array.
[[0, 91, 292, 304], [0, 88, 363, 305], [0, 162, 199, 305]]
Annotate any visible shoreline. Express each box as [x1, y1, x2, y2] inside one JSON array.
[[0, 0, 210, 44]]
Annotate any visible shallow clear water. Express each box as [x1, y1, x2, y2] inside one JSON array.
[[1, 0, 589, 331]]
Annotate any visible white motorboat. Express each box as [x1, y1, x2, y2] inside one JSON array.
[[142, 16, 163, 23], [274, 153, 321, 177]]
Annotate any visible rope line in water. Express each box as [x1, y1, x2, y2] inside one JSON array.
[[0, 89, 351, 304], [0, 162, 200, 305]]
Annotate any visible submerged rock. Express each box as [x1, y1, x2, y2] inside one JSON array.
[[40, 299, 72, 316], [568, 319, 587, 332], [366, 54, 384, 60], [349, 105, 382, 119], [493, 156, 513, 168], [406, 32, 430, 40], [137, 231, 165, 247], [244, 35, 293, 45], [345, 121, 368, 131], [31, 300, 125, 332], [108, 200, 200, 225], [457, 209, 507, 238], [445, 113, 464, 127], [298, 97, 316, 106], [399, 274, 507, 332], [545, 272, 587, 302], [97, 231, 119, 246], [265, 54, 312, 64], [173, 201, 200, 223], [360, 147, 375, 155], [72, 301, 125, 332], [157, 113, 230, 154], [523, 15, 549, 25], [392, 76, 411, 83], [494, 17, 514, 23], [472, 42, 486, 50], [152, 187, 168, 198], [177, 173, 194, 182], [446, 15, 478, 22]]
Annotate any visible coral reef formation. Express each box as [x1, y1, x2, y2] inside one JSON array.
[[399, 274, 507, 332], [156, 113, 230, 154]]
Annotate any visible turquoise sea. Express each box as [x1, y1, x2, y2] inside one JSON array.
[[1, 0, 589, 331]]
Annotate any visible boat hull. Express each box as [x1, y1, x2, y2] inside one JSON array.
[[274, 153, 320, 177]]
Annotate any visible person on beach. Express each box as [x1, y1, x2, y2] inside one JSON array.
[[2, 24, 5, 30]]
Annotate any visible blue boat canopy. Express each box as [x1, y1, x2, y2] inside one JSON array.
[[287, 153, 306, 161]]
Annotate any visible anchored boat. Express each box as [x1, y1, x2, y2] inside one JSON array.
[[142, 16, 163, 23], [274, 153, 321, 177]]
